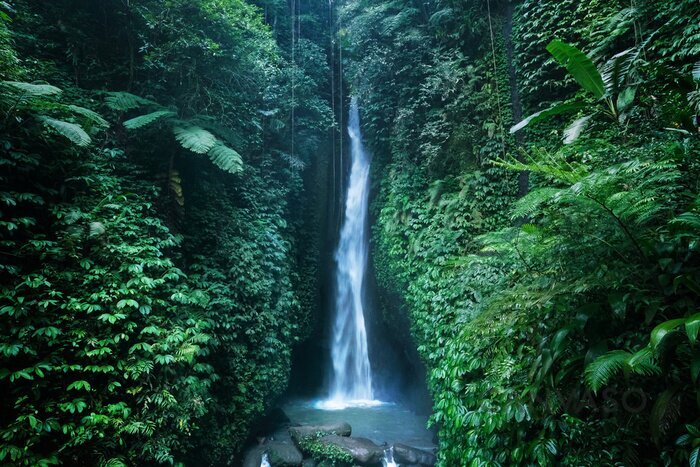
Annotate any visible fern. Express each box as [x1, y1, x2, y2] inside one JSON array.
[[173, 126, 217, 154], [207, 143, 243, 174], [66, 105, 109, 128], [1, 81, 62, 96], [105, 92, 153, 111], [39, 116, 91, 146], [123, 110, 176, 129], [584, 350, 631, 393]]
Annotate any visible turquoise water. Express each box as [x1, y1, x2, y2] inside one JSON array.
[[282, 399, 435, 451]]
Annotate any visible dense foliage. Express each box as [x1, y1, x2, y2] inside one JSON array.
[[0, 0, 335, 464], [343, 0, 700, 465], [2, 0, 700, 465]]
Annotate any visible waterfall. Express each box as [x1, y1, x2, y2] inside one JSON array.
[[260, 452, 271, 467], [320, 96, 378, 410], [382, 447, 398, 467]]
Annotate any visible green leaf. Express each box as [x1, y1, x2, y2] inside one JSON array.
[[616, 87, 636, 114], [123, 110, 176, 129], [0, 81, 62, 96], [207, 143, 244, 174], [692, 62, 700, 82], [651, 318, 685, 348], [67, 105, 109, 128], [39, 117, 91, 146], [173, 126, 217, 154], [584, 350, 631, 392], [67, 380, 91, 392], [686, 313, 700, 344], [563, 115, 592, 144], [104, 91, 154, 111], [510, 101, 586, 133], [546, 39, 605, 99]]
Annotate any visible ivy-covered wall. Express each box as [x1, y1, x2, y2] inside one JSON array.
[[0, 0, 336, 465], [345, 0, 700, 465]]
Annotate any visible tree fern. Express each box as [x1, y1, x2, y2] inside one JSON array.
[[105, 91, 153, 111], [123, 110, 176, 129], [584, 350, 631, 393], [66, 105, 109, 128], [39, 116, 91, 146], [173, 126, 216, 154], [207, 143, 243, 174], [1, 80, 61, 96]]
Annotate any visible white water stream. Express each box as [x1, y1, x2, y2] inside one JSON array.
[[318, 97, 380, 410]]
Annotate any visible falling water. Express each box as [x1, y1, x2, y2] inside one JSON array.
[[382, 447, 398, 467], [319, 96, 378, 410], [260, 452, 271, 467]]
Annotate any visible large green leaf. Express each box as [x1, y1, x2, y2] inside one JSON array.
[[105, 92, 154, 111], [207, 143, 243, 174], [173, 126, 217, 154], [67, 105, 109, 128], [123, 110, 176, 129], [510, 101, 586, 133], [1, 81, 62, 96], [685, 313, 700, 344], [546, 39, 605, 99], [39, 116, 91, 146], [650, 318, 686, 348]]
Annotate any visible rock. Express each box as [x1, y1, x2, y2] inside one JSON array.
[[267, 441, 303, 466], [242, 446, 265, 467], [242, 442, 303, 467], [301, 460, 317, 467], [318, 435, 384, 465], [289, 422, 352, 442], [392, 443, 436, 466], [253, 407, 292, 438]]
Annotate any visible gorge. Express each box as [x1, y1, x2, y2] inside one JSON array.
[[1, 1, 700, 466]]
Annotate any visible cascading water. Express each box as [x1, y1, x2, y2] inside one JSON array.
[[318, 97, 380, 410], [382, 447, 398, 467]]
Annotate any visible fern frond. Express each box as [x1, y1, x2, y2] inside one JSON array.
[[105, 92, 154, 111], [39, 116, 91, 146], [627, 347, 661, 376], [1, 81, 62, 96], [123, 110, 176, 130], [67, 105, 109, 128], [511, 188, 563, 220], [584, 350, 631, 392], [692, 61, 699, 81], [650, 389, 680, 444], [207, 143, 243, 174], [173, 126, 216, 154]]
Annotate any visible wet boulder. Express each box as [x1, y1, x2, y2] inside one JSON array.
[[243, 442, 304, 467], [318, 435, 384, 465], [289, 422, 352, 443], [242, 446, 265, 467], [267, 441, 304, 466], [392, 443, 436, 466]]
